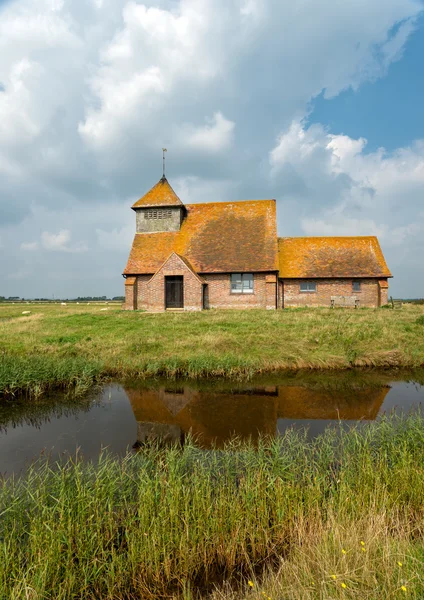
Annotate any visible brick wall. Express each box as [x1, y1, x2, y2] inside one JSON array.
[[379, 285, 389, 306], [202, 272, 277, 309], [124, 281, 136, 310], [146, 253, 203, 312], [265, 274, 278, 310], [282, 278, 388, 308], [278, 280, 284, 309], [126, 273, 388, 311], [136, 275, 151, 310]]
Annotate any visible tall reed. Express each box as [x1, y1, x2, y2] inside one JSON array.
[[0, 355, 103, 398], [1, 412, 423, 599]]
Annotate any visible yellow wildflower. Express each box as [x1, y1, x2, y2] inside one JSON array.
[[341, 583, 347, 589], [342, 549, 347, 555], [401, 585, 407, 592], [360, 541, 365, 546], [361, 547, 366, 552], [398, 561, 403, 567], [331, 574, 337, 580], [248, 581, 254, 588]]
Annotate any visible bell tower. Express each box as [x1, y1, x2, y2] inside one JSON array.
[[132, 176, 185, 233], [132, 149, 185, 233]]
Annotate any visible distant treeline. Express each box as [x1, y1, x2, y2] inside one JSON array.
[[402, 298, 424, 304], [0, 296, 125, 302]]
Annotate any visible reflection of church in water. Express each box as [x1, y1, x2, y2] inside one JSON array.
[[125, 384, 390, 449]]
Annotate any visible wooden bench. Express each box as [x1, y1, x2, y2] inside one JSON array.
[[330, 295, 360, 309]]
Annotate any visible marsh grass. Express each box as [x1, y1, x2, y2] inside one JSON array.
[[1, 413, 424, 599], [0, 355, 103, 398], [1, 303, 424, 397]]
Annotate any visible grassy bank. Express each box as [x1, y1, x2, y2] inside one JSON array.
[[1, 303, 424, 397], [1, 413, 423, 599]]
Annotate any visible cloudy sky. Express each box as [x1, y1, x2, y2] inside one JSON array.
[[1, 0, 423, 299]]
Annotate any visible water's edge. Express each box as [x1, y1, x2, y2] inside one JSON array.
[[1, 369, 423, 476]]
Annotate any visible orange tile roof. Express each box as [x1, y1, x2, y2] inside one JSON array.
[[131, 177, 183, 208], [124, 200, 278, 274], [278, 236, 392, 278]]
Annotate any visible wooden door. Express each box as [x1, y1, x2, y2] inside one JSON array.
[[165, 276, 184, 308]]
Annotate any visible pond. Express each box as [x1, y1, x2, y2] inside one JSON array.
[[1, 371, 423, 476]]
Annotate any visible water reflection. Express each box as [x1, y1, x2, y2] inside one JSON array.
[[0, 373, 422, 475], [126, 383, 390, 448]]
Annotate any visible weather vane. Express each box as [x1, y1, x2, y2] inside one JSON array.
[[162, 148, 167, 178]]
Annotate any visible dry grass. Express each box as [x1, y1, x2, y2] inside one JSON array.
[[211, 518, 424, 600], [1, 303, 424, 396]]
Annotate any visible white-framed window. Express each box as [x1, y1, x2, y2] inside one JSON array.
[[300, 281, 316, 293], [230, 273, 254, 294], [352, 281, 361, 292]]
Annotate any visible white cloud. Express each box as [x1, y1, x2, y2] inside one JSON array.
[[41, 229, 87, 253], [0, 0, 420, 184], [269, 120, 424, 291], [0, 0, 423, 297], [270, 121, 424, 237], [41, 229, 71, 250], [78, 0, 225, 152], [271, 121, 329, 172], [176, 112, 235, 153], [0, 59, 41, 152], [21, 241, 39, 251], [79, 67, 166, 147]]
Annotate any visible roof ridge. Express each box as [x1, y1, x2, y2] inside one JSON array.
[[185, 199, 275, 208], [279, 235, 378, 240]]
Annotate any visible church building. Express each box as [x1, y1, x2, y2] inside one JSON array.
[[123, 177, 391, 311]]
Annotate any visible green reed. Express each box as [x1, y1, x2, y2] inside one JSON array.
[[0, 355, 104, 398], [1, 412, 423, 599]]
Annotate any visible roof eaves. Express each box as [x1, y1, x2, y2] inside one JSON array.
[[175, 254, 206, 284], [279, 275, 392, 279], [184, 199, 276, 209], [147, 252, 205, 284], [131, 204, 183, 210]]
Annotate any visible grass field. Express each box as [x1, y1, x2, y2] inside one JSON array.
[[1, 302, 424, 397], [1, 413, 423, 599]]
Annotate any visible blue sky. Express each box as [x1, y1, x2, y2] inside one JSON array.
[[0, 0, 423, 299], [309, 14, 424, 153]]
